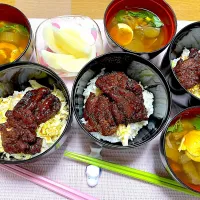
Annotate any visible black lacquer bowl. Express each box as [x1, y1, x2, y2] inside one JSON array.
[[0, 62, 72, 164], [72, 52, 171, 149], [160, 106, 200, 194], [161, 22, 200, 108]]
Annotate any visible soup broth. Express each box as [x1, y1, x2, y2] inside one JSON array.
[[0, 21, 29, 65], [107, 8, 166, 53], [165, 117, 200, 192]]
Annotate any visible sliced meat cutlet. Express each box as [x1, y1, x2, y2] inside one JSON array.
[[0, 123, 42, 154], [84, 72, 148, 136], [8, 87, 51, 130], [14, 87, 51, 112], [83, 93, 100, 132], [94, 95, 117, 136], [96, 72, 147, 123], [34, 93, 61, 124], [110, 102, 125, 124], [126, 79, 143, 95], [96, 71, 142, 95], [174, 58, 200, 89], [96, 71, 128, 91], [83, 93, 117, 136], [106, 87, 135, 119], [1, 87, 61, 155], [6, 110, 37, 132], [83, 93, 98, 120], [106, 87, 147, 122], [8, 88, 61, 128], [112, 87, 145, 114]]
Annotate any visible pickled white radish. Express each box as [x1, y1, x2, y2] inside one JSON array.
[[42, 23, 66, 53], [58, 27, 96, 59], [41, 50, 74, 70], [41, 50, 88, 72], [58, 57, 88, 72], [59, 26, 95, 46], [53, 27, 94, 58]]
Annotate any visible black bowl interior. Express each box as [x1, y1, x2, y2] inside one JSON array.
[[0, 62, 71, 164], [169, 22, 200, 101], [170, 22, 200, 60], [72, 53, 171, 149]]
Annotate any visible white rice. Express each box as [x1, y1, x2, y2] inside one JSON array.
[[82, 71, 154, 146]]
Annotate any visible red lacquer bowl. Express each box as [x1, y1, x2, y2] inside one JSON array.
[[104, 0, 177, 59], [0, 4, 33, 65], [160, 106, 200, 194]]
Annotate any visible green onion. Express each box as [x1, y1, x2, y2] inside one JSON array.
[[64, 151, 200, 198]]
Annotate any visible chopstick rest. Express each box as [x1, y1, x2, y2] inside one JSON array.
[[85, 165, 101, 187], [85, 143, 102, 187], [64, 150, 200, 198]]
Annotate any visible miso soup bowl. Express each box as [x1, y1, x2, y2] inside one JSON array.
[[160, 106, 200, 194], [72, 52, 171, 149], [104, 0, 177, 60], [0, 4, 34, 66], [166, 22, 200, 108], [0, 62, 72, 164]]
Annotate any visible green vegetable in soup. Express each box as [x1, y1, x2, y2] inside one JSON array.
[[191, 116, 200, 130], [115, 10, 127, 23], [151, 15, 164, 28], [115, 10, 164, 28], [129, 10, 163, 28], [167, 119, 183, 133], [0, 23, 29, 37], [128, 10, 151, 19]]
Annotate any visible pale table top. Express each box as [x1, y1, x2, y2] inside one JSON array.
[[0, 0, 200, 20], [0, 1, 199, 200], [0, 18, 199, 200]]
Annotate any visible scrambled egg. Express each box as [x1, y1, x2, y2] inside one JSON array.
[[37, 102, 68, 143], [116, 124, 131, 146], [188, 84, 200, 98], [0, 92, 25, 124], [179, 130, 200, 162]]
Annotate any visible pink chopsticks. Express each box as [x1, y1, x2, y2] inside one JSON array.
[[0, 164, 98, 200]]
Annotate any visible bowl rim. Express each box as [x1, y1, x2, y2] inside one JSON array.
[[0, 61, 72, 164], [160, 105, 200, 193], [0, 3, 33, 66], [103, 0, 177, 55], [72, 52, 172, 149], [168, 21, 200, 102], [34, 14, 103, 64]]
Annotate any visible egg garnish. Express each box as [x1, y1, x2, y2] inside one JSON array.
[[109, 23, 133, 46], [179, 130, 200, 162]]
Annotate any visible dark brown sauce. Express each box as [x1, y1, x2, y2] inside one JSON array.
[[0, 87, 61, 155], [174, 48, 200, 89], [83, 72, 147, 136]]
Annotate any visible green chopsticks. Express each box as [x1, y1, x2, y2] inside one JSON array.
[[64, 151, 200, 198]]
